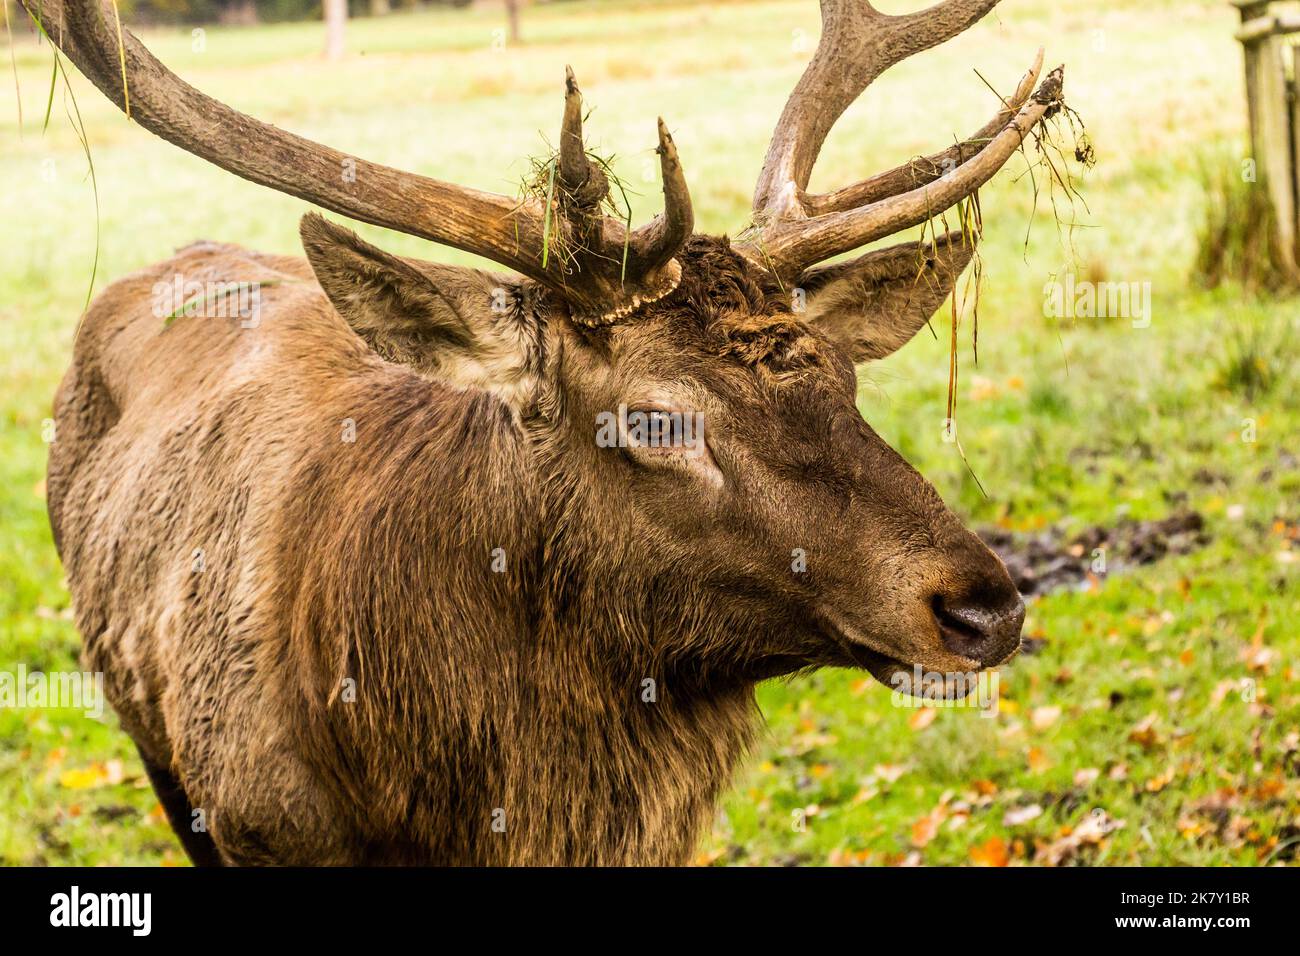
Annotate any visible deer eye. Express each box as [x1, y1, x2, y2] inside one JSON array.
[[626, 407, 696, 454], [636, 410, 682, 449]]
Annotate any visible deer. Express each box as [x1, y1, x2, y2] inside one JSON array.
[[30, 0, 1062, 865]]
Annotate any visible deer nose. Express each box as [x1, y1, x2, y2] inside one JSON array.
[[930, 590, 1026, 667]]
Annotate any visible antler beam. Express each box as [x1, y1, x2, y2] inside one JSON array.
[[23, 0, 692, 321]]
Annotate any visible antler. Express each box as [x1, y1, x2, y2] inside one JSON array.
[[553, 67, 694, 321], [741, 0, 1064, 280], [23, 0, 692, 321]]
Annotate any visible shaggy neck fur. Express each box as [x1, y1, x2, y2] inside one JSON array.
[[279, 371, 757, 865]]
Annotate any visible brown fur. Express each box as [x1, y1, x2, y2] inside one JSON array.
[[48, 230, 1022, 865]]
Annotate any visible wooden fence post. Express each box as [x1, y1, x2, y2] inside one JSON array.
[[1293, 44, 1300, 248], [1233, 0, 1300, 275]]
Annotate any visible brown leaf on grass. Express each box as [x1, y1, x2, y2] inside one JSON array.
[[970, 836, 1010, 867], [1127, 712, 1162, 751], [1031, 706, 1062, 730], [1178, 814, 1214, 841], [1143, 766, 1176, 793], [828, 847, 874, 866], [787, 729, 838, 755], [1241, 644, 1277, 673], [850, 786, 879, 806], [1251, 776, 1285, 801], [1026, 747, 1052, 774], [1225, 816, 1254, 848], [911, 811, 941, 849], [1211, 678, 1245, 708], [1034, 811, 1125, 866], [872, 763, 908, 784], [910, 795, 954, 849], [909, 708, 938, 731], [1003, 804, 1044, 827], [1241, 622, 1276, 673]]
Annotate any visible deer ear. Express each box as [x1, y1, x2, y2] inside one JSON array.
[[299, 213, 543, 401], [798, 232, 975, 363]]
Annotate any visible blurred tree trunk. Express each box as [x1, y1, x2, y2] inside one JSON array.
[[217, 0, 260, 26], [370, 0, 391, 16], [324, 0, 346, 61], [505, 0, 521, 45]]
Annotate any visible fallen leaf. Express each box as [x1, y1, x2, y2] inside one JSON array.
[[1031, 706, 1062, 730], [828, 847, 873, 866], [1027, 747, 1052, 774], [1035, 811, 1125, 866], [970, 836, 1010, 867], [1003, 804, 1044, 827], [1127, 713, 1162, 751], [1074, 767, 1101, 786], [872, 763, 908, 783], [1144, 767, 1176, 793], [909, 708, 938, 731], [911, 813, 940, 848]]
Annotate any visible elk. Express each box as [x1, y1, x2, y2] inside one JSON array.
[[32, 0, 1061, 865]]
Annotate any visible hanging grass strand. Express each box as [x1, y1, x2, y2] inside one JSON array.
[[540, 158, 557, 271], [3, 0, 21, 134], [109, 0, 130, 120]]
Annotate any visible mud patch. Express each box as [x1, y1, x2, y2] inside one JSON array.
[[978, 509, 1209, 598]]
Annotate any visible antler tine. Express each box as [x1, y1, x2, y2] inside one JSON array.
[[559, 66, 589, 190], [753, 67, 1063, 278], [549, 71, 692, 322], [804, 47, 1043, 216], [627, 118, 694, 278], [744, 0, 1063, 281], [751, 0, 1003, 219], [558, 65, 609, 209]]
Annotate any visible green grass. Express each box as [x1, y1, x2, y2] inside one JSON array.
[[2, 0, 1298, 866]]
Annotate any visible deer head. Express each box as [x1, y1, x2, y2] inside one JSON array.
[[32, 0, 1064, 688]]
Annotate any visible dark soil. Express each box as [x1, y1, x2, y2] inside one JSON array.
[[978, 508, 1209, 598]]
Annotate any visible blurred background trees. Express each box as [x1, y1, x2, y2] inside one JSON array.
[[52, 0, 486, 27]]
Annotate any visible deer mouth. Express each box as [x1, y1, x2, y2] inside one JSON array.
[[844, 644, 915, 689], [814, 607, 914, 686], [815, 607, 983, 699]]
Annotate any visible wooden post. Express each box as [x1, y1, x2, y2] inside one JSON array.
[[505, 0, 522, 45], [1293, 44, 1300, 250], [1233, 0, 1300, 275], [1236, 1, 1269, 154]]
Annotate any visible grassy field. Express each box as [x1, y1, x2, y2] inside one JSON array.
[[1, 0, 1297, 866]]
